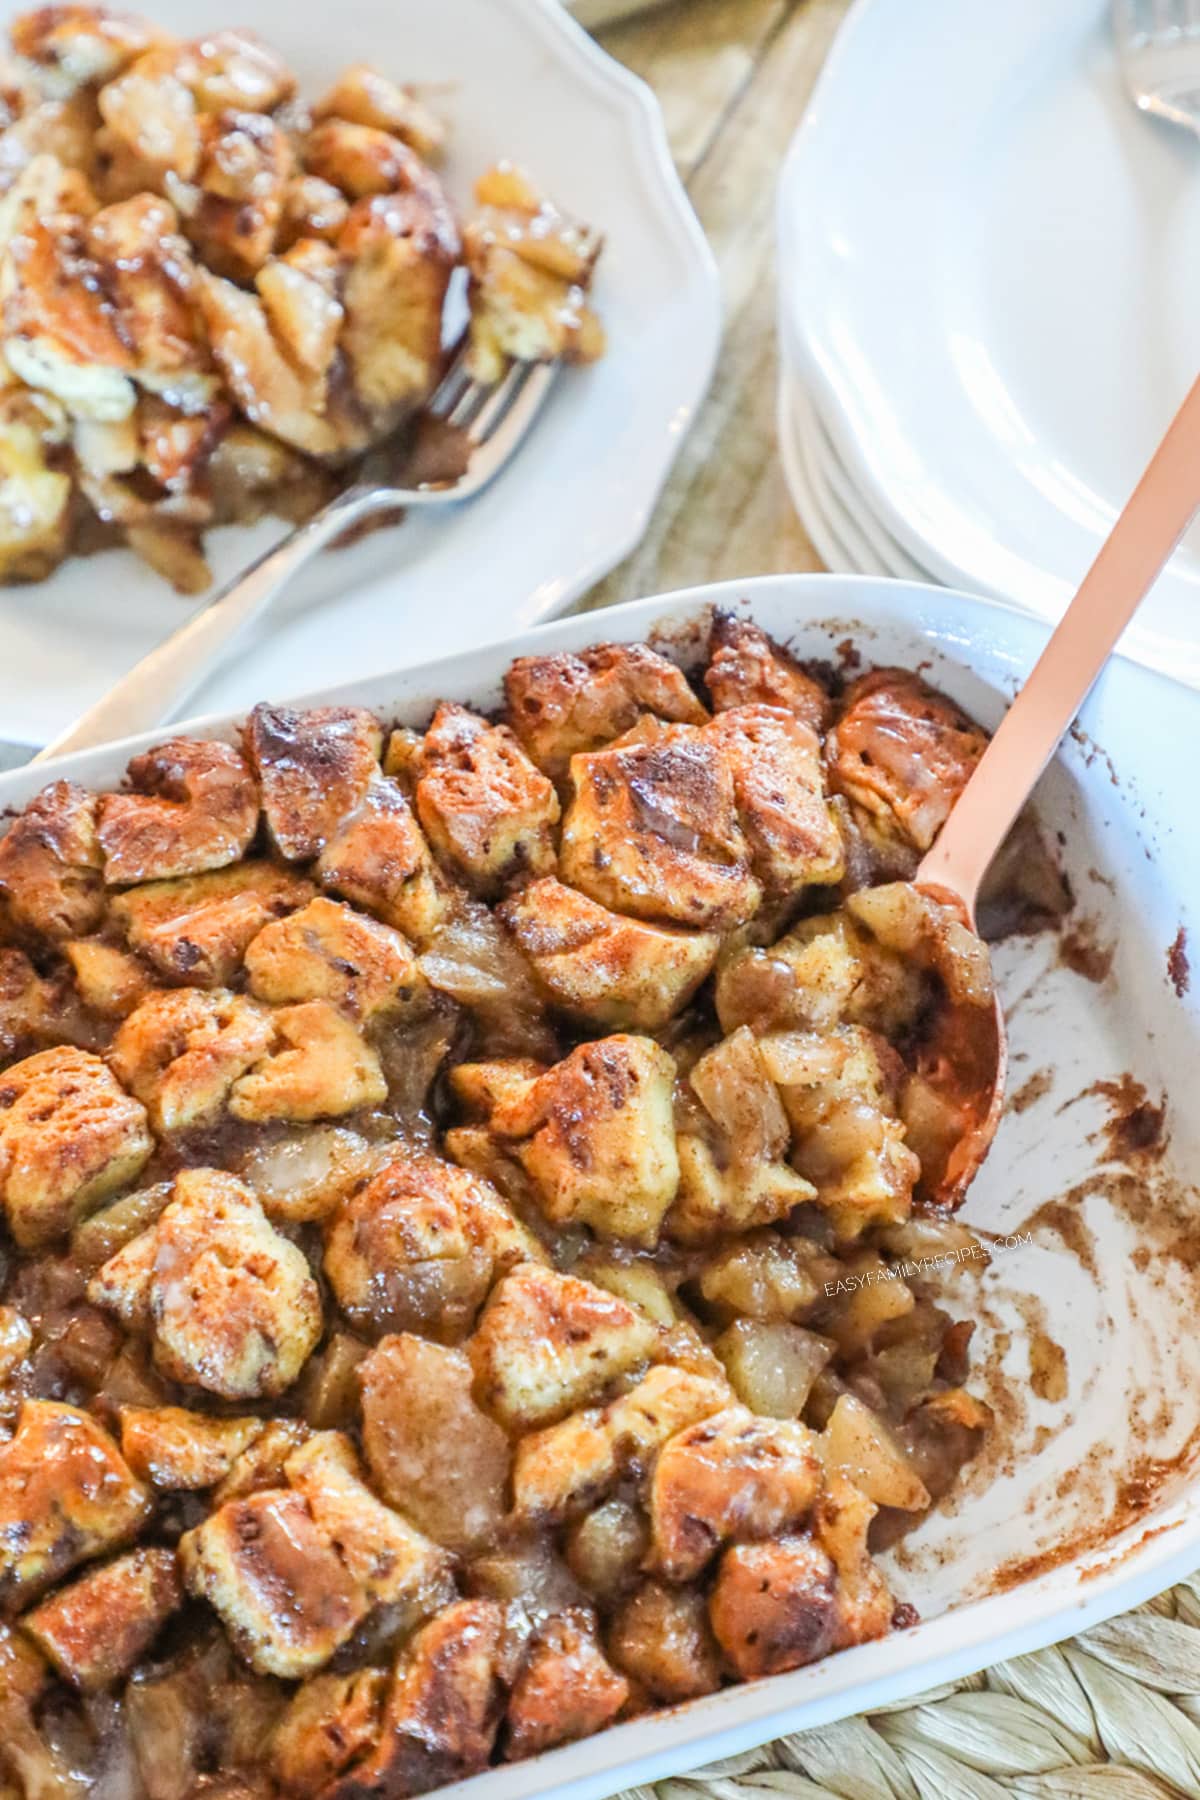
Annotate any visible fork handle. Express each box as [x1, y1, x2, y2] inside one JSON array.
[[35, 483, 404, 763]]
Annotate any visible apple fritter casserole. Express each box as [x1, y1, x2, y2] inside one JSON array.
[[0, 613, 997, 1799], [0, 6, 605, 593]]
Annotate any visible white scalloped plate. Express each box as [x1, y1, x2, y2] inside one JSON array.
[[0, 0, 720, 746]]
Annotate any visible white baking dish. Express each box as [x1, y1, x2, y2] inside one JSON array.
[[5, 573, 1199, 1800]]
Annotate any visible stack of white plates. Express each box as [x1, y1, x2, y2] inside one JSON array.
[[776, 0, 1200, 686]]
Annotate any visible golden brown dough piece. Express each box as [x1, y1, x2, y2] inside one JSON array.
[[0, 1045, 152, 1249], [0, 779, 104, 939], [504, 641, 708, 781], [21, 1546, 182, 1690], [246, 704, 383, 862], [560, 723, 762, 931], [98, 737, 259, 884], [506, 1608, 629, 1758], [705, 613, 833, 735], [414, 703, 560, 896], [0, 1401, 152, 1614], [826, 668, 987, 865]]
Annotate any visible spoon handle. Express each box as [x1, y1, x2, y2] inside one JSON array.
[[917, 370, 1200, 914]]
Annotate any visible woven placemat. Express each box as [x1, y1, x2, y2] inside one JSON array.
[[619, 1572, 1200, 1800]]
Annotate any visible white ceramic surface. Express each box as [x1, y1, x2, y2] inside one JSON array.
[[778, 0, 1200, 684], [0, 0, 720, 746], [8, 572, 1200, 1800]]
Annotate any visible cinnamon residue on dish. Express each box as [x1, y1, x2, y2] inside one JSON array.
[[1168, 926, 1191, 998], [1057, 919, 1115, 984]]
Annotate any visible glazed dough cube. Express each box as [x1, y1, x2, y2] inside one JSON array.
[[0, 779, 104, 938], [98, 738, 259, 885], [330, 1600, 506, 1795], [110, 987, 275, 1131], [246, 703, 383, 862], [119, 1407, 266, 1490], [112, 862, 315, 987], [469, 1263, 658, 1432], [11, 5, 161, 93], [0, 947, 64, 1062], [488, 1034, 679, 1246], [708, 1535, 838, 1679], [560, 723, 761, 930], [608, 1580, 722, 1703], [316, 777, 447, 946], [812, 1471, 896, 1649], [0, 1402, 152, 1613], [312, 63, 446, 160], [826, 668, 987, 861], [0, 1047, 152, 1250], [323, 1151, 543, 1341], [22, 1546, 181, 1691], [214, 1418, 311, 1502], [180, 1433, 454, 1678], [89, 1168, 322, 1400], [245, 896, 421, 1022], [271, 1668, 388, 1798], [500, 877, 719, 1031], [649, 1407, 823, 1581], [504, 642, 708, 781], [228, 1000, 386, 1122], [706, 705, 844, 891], [360, 1335, 511, 1552], [704, 613, 832, 735], [415, 703, 559, 895], [62, 939, 151, 1018], [506, 1608, 629, 1759], [512, 1365, 730, 1523]]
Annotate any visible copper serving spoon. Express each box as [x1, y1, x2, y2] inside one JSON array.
[[914, 370, 1200, 1209]]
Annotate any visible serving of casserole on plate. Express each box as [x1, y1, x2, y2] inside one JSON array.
[[0, 0, 719, 749], [2, 575, 1200, 1800]]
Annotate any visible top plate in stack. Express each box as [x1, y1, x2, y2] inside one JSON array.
[[777, 0, 1200, 685]]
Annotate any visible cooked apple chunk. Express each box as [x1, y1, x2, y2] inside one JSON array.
[[110, 986, 275, 1131], [608, 1581, 722, 1703], [480, 1034, 679, 1246], [324, 1151, 542, 1341], [181, 1432, 454, 1678], [88, 1168, 322, 1399], [705, 613, 833, 735], [715, 907, 924, 1040], [245, 895, 421, 1022], [22, 1546, 181, 1691], [469, 1263, 658, 1432], [414, 703, 560, 896], [246, 704, 383, 862], [561, 722, 761, 931], [112, 861, 314, 987], [0, 1401, 151, 1613], [504, 641, 708, 781], [62, 938, 151, 1017], [500, 877, 719, 1030], [826, 668, 987, 865], [360, 1334, 511, 1552], [0, 1046, 151, 1249], [649, 1407, 823, 1582], [98, 738, 259, 885], [0, 778, 103, 939]]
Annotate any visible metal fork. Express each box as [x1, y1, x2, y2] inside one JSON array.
[[1113, 0, 1200, 137], [35, 345, 557, 762]]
